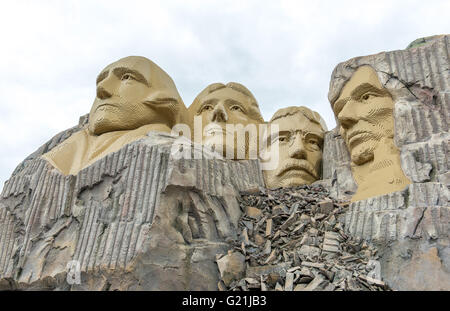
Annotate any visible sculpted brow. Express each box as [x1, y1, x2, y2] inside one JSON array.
[[225, 99, 243, 107], [351, 83, 386, 99], [113, 67, 149, 86], [333, 97, 349, 115], [96, 70, 109, 85]]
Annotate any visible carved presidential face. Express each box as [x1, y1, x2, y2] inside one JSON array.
[[263, 111, 324, 188], [89, 56, 185, 135], [333, 66, 394, 166], [189, 83, 263, 159]]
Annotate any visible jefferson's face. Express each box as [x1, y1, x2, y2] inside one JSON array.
[[194, 88, 261, 158], [333, 66, 394, 165], [263, 113, 323, 188], [89, 57, 162, 135]]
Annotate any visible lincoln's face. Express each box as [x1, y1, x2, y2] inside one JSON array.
[[89, 56, 174, 135], [192, 87, 262, 158], [333, 65, 395, 165], [263, 113, 323, 188]]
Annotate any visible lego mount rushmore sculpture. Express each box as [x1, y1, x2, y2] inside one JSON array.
[[0, 34, 448, 290]]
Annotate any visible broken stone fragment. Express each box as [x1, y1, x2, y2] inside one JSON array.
[[254, 234, 265, 246], [272, 204, 289, 216], [275, 283, 283, 291], [245, 206, 263, 219], [298, 276, 314, 284], [323, 283, 336, 291], [324, 231, 342, 242], [216, 251, 246, 286], [267, 273, 281, 286], [262, 240, 272, 256], [264, 249, 277, 265], [287, 266, 301, 273], [322, 244, 340, 254], [292, 222, 306, 234], [241, 187, 262, 195], [328, 215, 336, 226], [302, 261, 325, 269], [317, 200, 334, 214], [280, 214, 297, 231], [298, 267, 314, 278], [308, 227, 319, 236], [294, 283, 307, 291], [299, 214, 311, 223], [217, 280, 227, 291], [242, 228, 250, 245], [265, 219, 273, 237], [319, 268, 335, 281], [284, 272, 294, 291], [322, 231, 342, 256], [242, 220, 253, 231], [260, 276, 268, 291], [358, 275, 385, 287], [314, 213, 326, 221], [298, 245, 321, 260], [246, 263, 291, 279], [303, 274, 329, 291]]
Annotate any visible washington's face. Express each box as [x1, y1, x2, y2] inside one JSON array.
[[195, 88, 260, 158], [333, 66, 394, 165], [89, 57, 156, 135], [263, 114, 323, 188]]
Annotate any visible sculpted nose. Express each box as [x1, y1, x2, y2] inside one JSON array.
[[337, 101, 358, 130], [96, 73, 114, 100], [289, 135, 307, 159], [96, 86, 112, 100], [211, 103, 228, 123]]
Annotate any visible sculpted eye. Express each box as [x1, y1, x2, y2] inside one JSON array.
[[361, 92, 377, 101], [200, 105, 213, 113], [230, 105, 244, 112], [308, 139, 319, 146], [271, 136, 286, 144], [121, 73, 135, 81], [278, 136, 288, 143]]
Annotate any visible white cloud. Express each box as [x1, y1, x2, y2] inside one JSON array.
[[0, 0, 449, 187]]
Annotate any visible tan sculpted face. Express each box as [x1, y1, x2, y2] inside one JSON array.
[[189, 83, 264, 159], [333, 66, 394, 165], [43, 56, 187, 176], [332, 65, 411, 201], [89, 56, 185, 135], [263, 107, 325, 188]]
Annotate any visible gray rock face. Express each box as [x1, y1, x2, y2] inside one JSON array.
[[0, 129, 264, 290], [324, 34, 450, 290]]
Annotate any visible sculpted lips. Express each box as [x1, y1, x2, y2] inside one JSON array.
[[276, 159, 317, 180], [144, 97, 178, 107], [347, 130, 372, 148], [95, 103, 119, 111], [205, 123, 234, 137]]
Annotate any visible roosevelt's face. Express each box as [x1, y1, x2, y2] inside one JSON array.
[[194, 88, 261, 158], [263, 113, 323, 188], [89, 57, 157, 135], [333, 66, 394, 165]]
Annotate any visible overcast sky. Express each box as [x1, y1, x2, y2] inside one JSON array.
[[0, 0, 448, 187]]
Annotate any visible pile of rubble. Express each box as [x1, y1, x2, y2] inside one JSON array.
[[216, 185, 391, 291]]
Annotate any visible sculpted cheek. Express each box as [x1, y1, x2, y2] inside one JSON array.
[[366, 107, 392, 122], [235, 115, 252, 124], [311, 152, 322, 170]]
